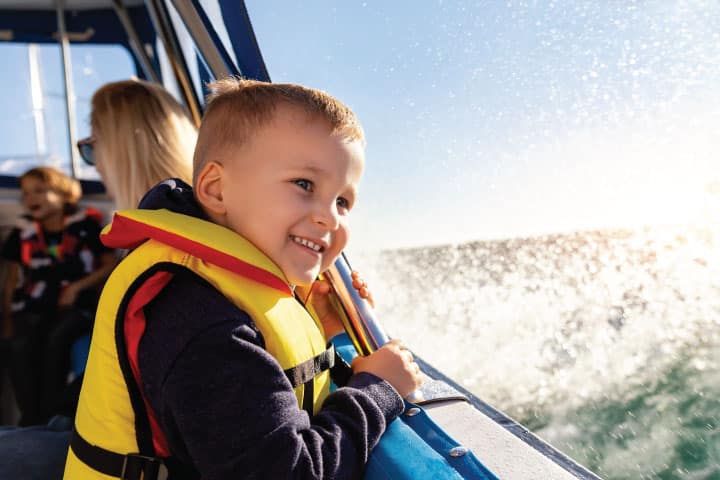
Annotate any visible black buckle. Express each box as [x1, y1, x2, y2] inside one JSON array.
[[121, 454, 168, 480]]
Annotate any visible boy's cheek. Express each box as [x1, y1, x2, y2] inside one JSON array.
[[335, 225, 351, 253]]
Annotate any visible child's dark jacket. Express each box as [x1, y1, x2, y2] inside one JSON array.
[[135, 180, 403, 479], [1, 208, 111, 313]]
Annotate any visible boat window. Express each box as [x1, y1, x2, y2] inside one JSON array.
[[247, 2, 720, 477], [0, 43, 135, 180]]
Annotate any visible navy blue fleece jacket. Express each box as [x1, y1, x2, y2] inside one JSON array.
[[135, 180, 404, 479]]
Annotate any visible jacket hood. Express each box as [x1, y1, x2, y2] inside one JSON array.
[[137, 178, 207, 219], [100, 178, 208, 251]]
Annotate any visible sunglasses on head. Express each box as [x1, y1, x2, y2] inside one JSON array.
[[77, 136, 96, 166]]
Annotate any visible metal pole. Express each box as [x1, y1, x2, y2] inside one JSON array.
[[56, 0, 79, 176], [144, 0, 202, 126], [169, 0, 238, 79], [324, 254, 390, 356], [28, 44, 47, 159], [112, 0, 160, 83]]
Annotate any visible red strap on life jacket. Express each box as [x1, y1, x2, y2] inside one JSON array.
[[123, 270, 174, 457], [102, 213, 292, 296]]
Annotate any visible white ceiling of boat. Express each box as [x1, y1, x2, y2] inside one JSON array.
[[0, 0, 145, 10]]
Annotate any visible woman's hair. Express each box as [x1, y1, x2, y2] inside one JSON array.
[[91, 79, 197, 210], [20, 166, 82, 212]]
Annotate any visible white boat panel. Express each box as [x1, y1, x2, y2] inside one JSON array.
[[424, 400, 578, 480]]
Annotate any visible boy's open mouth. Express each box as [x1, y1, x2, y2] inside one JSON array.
[[290, 235, 324, 253]]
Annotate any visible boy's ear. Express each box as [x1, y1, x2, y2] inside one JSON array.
[[195, 161, 226, 215]]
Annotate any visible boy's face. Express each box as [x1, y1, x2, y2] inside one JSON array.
[[218, 106, 364, 287], [20, 176, 64, 221]]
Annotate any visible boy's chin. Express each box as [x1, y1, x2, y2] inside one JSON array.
[[285, 270, 321, 288]]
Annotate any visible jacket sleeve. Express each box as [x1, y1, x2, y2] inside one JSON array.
[[139, 270, 404, 480], [1, 228, 21, 263]]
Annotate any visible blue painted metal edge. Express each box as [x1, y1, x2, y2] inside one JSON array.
[[415, 357, 602, 480], [335, 334, 500, 479], [402, 400, 500, 480], [220, 0, 270, 82]]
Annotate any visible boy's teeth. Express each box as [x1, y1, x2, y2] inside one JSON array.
[[292, 236, 322, 252]]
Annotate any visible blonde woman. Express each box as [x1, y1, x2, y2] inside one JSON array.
[[0, 79, 197, 479], [76, 79, 196, 209]]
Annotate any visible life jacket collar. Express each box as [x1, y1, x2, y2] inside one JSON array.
[[102, 209, 292, 296]]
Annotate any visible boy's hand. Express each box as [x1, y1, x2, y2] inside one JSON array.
[[351, 271, 374, 307], [351, 339, 424, 398], [301, 280, 345, 339], [301, 271, 375, 339]]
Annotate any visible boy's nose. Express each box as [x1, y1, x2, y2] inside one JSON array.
[[312, 202, 340, 230]]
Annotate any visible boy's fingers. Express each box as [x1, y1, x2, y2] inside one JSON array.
[[364, 291, 375, 308], [314, 281, 331, 295], [300, 280, 330, 303], [386, 340, 411, 356], [402, 349, 414, 363], [349, 272, 375, 307]]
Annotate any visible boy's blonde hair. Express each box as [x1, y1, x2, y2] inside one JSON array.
[[193, 77, 365, 185], [91, 79, 197, 210], [20, 166, 82, 212]]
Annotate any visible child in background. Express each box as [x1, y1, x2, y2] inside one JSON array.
[[1, 167, 116, 425], [67, 78, 423, 479]]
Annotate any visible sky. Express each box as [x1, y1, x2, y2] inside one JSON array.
[[1, 1, 719, 251], [243, 1, 720, 251]]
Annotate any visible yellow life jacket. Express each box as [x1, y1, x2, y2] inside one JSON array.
[[64, 209, 333, 480]]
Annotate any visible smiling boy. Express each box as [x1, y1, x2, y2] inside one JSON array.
[[195, 94, 363, 287], [66, 78, 422, 480]]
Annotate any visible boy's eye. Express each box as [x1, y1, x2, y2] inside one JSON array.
[[337, 197, 350, 210], [292, 179, 313, 192]]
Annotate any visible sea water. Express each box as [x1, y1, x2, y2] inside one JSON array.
[[352, 224, 720, 479]]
